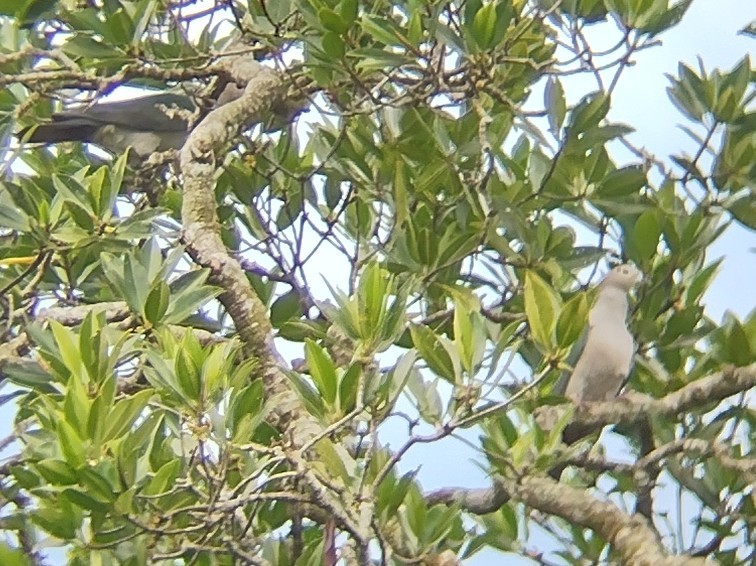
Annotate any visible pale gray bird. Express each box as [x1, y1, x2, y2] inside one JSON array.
[[564, 263, 643, 403]]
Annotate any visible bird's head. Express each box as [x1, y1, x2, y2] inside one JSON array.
[[602, 263, 643, 292]]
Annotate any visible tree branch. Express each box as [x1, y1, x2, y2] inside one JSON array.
[[564, 363, 756, 429], [177, 55, 367, 541], [427, 365, 755, 563], [428, 475, 714, 566]]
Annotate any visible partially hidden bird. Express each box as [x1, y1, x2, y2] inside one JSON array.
[[16, 92, 195, 158], [538, 263, 643, 477], [562, 263, 643, 404]]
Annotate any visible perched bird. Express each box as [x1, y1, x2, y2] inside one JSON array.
[[16, 92, 195, 158], [538, 263, 643, 477], [563, 263, 643, 403]]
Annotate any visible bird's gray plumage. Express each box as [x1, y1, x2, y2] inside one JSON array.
[[564, 263, 643, 403], [17, 92, 195, 157]]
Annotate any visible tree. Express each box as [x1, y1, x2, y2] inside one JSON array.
[[0, 0, 753, 564]]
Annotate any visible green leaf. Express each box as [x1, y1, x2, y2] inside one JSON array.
[[340, 0, 358, 24], [144, 280, 170, 326], [63, 372, 91, 438], [544, 77, 566, 135], [319, 8, 350, 34], [410, 324, 458, 383], [62, 35, 126, 59], [360, 15, 400, 45], [393, 157, 410, 230], [88, 387, 111, 446], [725, 320, 752, 366], [407, 11, 424, 44], [556, 293, 589, 349], [338, 363, 360, 413], [382, 470, 417, 516], [600, 166, 646, 197], [50, 320, 84, 378], [165, 269, 219, 324], [358, 261, 389, 339], [568, 92, 609, 135], [78, 312, 104, 384], [0, 541, 32, 566], [32, 501, 80, 540], [351, 47, 410, 72], [321, 31, 346, 58], [305, 339, 338, 406], [142, 460, 181, 496], [35, 459, 77, 485], [453, 300, 486, 375], [0, 204, 31, 231], [2, 361, 57, 393], [528, 149, 551, 190], [61, 487, 108, 513], [524, 270, 561, 350], [102, 389, 154, 442], [78, 468, 117, 503], [472, 2, 497, 49], [375, 351, 417, 412], [633, 210, 661, 260], [271, 290, 303, 327], [685, 260, 721, 303], [314, 438, 352, 482], [175, 347, 201, 402], [201, 342, 234, 401], [667, 68, 706, 121], [230, 381, 265, 439], [640, 0, 693, 36], [57, 420, 86, 468], [727, 194, 756, 230]]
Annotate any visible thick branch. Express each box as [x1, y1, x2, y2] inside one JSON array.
[[428, 475, 714, 566], [427, 365, 756, 563], [38, 301, 131, 324], [565, 363, 756, 429], [178, 56, 366, 540], [506, 476, 713, 566], [179, 58, 283, 363]]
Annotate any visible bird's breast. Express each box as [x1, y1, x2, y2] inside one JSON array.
[[94, 126, 187, 156]]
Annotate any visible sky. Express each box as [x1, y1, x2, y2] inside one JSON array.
[[381, 1, 756, 563], [1, 0, 754, 564], [607, 0, 755, 323]]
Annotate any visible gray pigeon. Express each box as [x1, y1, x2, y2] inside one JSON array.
[[17, 92, 195, 157], [564, 263, 643, 403]]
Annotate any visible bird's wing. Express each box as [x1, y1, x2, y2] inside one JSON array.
[[55, 93, 194, 132], [565, 306, 633, 403], [18, 119, 101, 143]]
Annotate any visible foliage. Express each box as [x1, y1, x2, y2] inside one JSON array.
[[0, 1, 754, 565]]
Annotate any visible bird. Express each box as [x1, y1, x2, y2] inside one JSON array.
[[16, 92, 196, 158], [538, 263, 643, 477], [562, 263, 643, 404]]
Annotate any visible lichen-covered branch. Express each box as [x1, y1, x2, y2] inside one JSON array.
[[428, 475, 714, 565], [177, 55, 367, 542], [566, 363, 756, 428], [505, 476, 714, 566], [427, 365, 755, 562], [179, 56, 292, 381]]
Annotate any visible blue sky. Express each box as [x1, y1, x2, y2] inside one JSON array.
[[1, 1, 753, 563], [608, 0, 755, 323], [386, 2, 756, 563]]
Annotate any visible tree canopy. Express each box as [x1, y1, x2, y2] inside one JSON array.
[[0, 1, 754, 565]]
